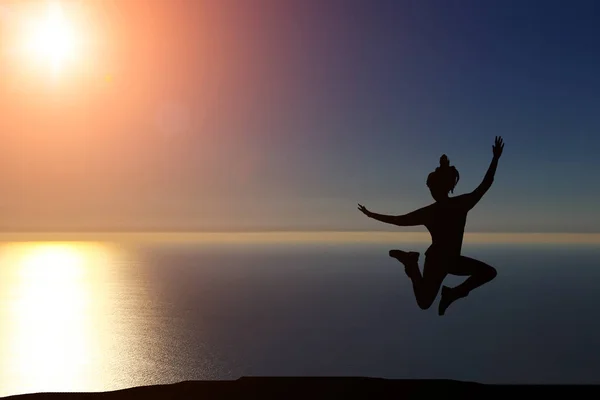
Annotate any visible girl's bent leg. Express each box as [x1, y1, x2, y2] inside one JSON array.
[[390, 251, 447, 311], [438, 256, 497, 315]]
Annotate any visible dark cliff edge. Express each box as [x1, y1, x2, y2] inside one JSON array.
[[2, 377, 597, 399]]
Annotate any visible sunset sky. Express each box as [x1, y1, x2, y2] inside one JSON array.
[[0, 0, 599, 233]]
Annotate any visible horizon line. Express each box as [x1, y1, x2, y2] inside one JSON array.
[[0, 231, 599, 244], [1, 228, 600, 234]]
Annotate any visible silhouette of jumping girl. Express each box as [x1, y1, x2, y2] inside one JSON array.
[[358, 136, 504, 315]]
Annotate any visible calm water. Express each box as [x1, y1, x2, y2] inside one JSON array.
[[1, 237, 600, 396]]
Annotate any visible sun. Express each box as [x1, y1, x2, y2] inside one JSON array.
[[24, 2, 78, 74]]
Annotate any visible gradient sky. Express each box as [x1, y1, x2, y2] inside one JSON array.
[[0, 0, 599, 232]]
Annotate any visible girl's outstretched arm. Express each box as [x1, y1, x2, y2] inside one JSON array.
[[460, 136, 504, 210], [358, 204, 430, 227]]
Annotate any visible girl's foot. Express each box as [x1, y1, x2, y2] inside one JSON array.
[[389, 250, 420, 278], [438, 286, 468, 316]]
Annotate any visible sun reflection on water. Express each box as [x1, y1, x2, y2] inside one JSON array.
[[0, 242, 122, 395]]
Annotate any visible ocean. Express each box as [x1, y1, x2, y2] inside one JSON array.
[[1, 233, 599, 396]]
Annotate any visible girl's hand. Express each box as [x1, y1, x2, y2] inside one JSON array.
[[493, 136, 504, 159], [358, 203, 372, 217]]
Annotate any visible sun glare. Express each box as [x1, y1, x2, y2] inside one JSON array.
[[0, 242, 117, 394], [23, 2, 79, 74], [19, 244, 84, 282]]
